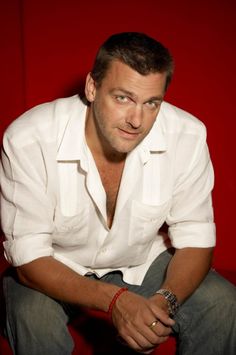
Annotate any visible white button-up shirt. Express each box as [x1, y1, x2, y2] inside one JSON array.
[[0, 95, 216, 285]]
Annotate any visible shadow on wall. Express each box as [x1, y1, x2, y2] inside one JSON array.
[[61, 77, 86, 101]]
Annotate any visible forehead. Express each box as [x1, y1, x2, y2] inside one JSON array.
[[101, 60, 167, 97]]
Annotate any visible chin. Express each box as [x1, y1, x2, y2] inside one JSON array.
[[113, 144, 137, 154], [109, 137, 141, 154]]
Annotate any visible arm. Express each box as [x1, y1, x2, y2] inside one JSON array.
[[17, 256, 120, 312], [16, 245, 213, 354], [158, 246, 214, 304], [17, 256, 174, 355], [111, 247, 213, 353]]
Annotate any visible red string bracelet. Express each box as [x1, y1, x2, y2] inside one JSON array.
[[107, 287, 128, 320]]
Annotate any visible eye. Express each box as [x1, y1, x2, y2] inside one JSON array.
[[145, 101, 157, 109], [145, 100, 161, 110], [115, 95, 129, 103]]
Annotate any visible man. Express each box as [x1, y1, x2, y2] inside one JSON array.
[[0, 32, 235, 355]]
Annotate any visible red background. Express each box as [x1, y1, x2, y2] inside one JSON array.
[[0, 0, 236, 271]]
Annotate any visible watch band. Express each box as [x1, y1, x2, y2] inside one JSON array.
[[156, 289, 179, 317]]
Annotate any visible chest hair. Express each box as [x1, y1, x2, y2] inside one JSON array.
[[95, 158, 125, 228]]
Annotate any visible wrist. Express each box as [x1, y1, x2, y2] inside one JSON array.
[[155, 289, 179, 317], [107, 287, 128, 320], [153, 293, 170, 313]]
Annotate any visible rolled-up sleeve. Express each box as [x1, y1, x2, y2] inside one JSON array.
[[166, 125, 216, 248], [0, 130, 57, 266]]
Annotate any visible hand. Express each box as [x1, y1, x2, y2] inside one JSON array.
[[111, 291, 175, 353]]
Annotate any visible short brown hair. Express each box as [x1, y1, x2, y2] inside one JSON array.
[[91, 32, 174, 90]]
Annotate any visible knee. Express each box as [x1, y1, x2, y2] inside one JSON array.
[[194, 271, 236, 326], [4, 275, 69, 337], [18, 293, 65, 330], [206, 272, 236, 309], [18, 291, 68, 335]]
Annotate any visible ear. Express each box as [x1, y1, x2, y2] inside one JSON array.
[[85, 73, 96, 102]]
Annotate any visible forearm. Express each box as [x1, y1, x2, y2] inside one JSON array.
[[17, 256, 120, 312], [160, 247, 214, 304]]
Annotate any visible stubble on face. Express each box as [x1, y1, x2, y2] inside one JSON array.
[[91, 96, 147, 156], [85, 61, 167, 159]]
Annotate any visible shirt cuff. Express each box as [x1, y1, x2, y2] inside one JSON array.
[[168, 222, 216, 248], [3, 235, 54, 266]]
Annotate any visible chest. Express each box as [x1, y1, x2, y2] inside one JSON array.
[[95, 159, 125, 228]]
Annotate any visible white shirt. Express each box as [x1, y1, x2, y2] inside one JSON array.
[[0, 95, 216, 285]]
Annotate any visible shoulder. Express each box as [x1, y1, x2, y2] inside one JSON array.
[[3, 95, 84, 148], [158, 101, 207, 138]]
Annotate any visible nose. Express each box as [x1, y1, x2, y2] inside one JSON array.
[[126, 106, 143, 129]]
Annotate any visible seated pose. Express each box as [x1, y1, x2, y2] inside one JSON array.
[[0, 32, 235, 355]]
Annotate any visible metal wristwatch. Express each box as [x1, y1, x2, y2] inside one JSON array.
[[156, 289, 179, 317]]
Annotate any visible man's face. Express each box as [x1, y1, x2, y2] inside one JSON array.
[[85, 60, 167, 156]]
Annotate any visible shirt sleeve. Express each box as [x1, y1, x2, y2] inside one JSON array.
[[0, 130, 56, 266], [166, 125, 216, 248]]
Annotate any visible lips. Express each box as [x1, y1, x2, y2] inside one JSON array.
[[118, 128, 141, 139], [121, 129, 138, 135], [119, 128, 141, 135]]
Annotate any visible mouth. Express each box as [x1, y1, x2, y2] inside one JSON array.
[[118, 128, 141, 140]]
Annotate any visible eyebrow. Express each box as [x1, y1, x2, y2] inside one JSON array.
[[145, 96, 163, 102], [110, 88, 164, 102]]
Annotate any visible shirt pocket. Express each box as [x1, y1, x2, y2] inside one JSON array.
[[52, 208, 89, 247], [128, 199, 171, 246]]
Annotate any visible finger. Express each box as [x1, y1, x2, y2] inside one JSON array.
[[122, 316, 171, 347], [148, 320, 173, 337], [152, 310, 175, 327], [124, 334, 156, 353], [122, 323, 169, 351], [148, 299, 175, 325]]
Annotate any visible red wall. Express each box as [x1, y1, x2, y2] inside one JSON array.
[[0, 0, 236, 270]]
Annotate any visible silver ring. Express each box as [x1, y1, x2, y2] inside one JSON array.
[[149, 320, 158, 329]]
